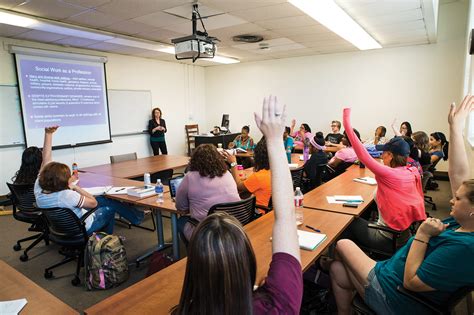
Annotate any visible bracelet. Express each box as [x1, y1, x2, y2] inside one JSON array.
[[413, 238, 429, 245]]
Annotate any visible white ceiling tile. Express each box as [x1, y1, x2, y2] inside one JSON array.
[[94, 0, 192, 19], [232, 2, 303, 22], [287, 32, 342, 43], [51, 36, 102, 47], [271, 24, 328, 37], [131, 11, 188, 29], [0, 23, 29, 37], [0, 0, 26, 9], [207, 23, 267, 41], [137, 28, 185, 44], [232, 37, 298, 50], [253, 42, 306, 54], [199, 0, 287, 13], [103, 19, 159, 35], [202, 13, 248, 31], [13, 0, 89, 20], [255, 15, 319, 30], [60, 0, 111, 9], [163, 3, 223, 19], [356, 8, 424, 27], [301, 39, 354, 49], [65, 9, 123, 28], [14, 29, 67, 42]]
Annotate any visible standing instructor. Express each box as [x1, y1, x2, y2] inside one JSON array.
[[148, 107, 168, 155]]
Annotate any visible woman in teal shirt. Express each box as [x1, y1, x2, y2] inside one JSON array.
[[328, 96, 474, 315], [228, 125, 255, 151]]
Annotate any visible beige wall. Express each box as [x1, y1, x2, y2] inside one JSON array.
[[205, 0, 468, 173], [0, 38, 206, 194]]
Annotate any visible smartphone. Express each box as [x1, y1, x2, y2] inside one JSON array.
[[342, 203, 358, 208]]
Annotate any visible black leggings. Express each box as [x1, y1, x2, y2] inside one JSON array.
[[339, 217, 394, 254], [151, 141, 168, 155]]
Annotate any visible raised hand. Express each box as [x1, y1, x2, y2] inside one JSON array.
[[448, 95, 473, 130], [254, 95, 286, 140], [45, 126, 59, 134]]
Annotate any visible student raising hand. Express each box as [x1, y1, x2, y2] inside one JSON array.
[[254, 95, 286, 139]]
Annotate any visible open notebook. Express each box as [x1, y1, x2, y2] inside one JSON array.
[[297, 230, 327, 251]]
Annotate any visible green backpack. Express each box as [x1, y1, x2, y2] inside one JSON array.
[[85, 232, 129, 290]]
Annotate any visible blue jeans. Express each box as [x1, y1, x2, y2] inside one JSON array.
[[86, 197, 145, 235], [364, 268, 394, 315]]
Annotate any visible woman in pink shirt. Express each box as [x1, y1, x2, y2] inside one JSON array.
[[327, 129, 360, 169], [341, 108, 426, 253], [290, 119, 312, 148]]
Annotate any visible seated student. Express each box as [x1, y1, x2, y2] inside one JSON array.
[[228, 125, 254, 151], [364, 126, 386, 146], [283, 126, 294, 153], [341, 109, 426, 254], [290, 119, 312, 148], [303, 132, 328, 190], [429, 131, 449, 168], [225, 137, 272, 209], [171, 95, 302, 315], [411, 131, 432, 168], [176, 144, 240, 242], [403, 136, 423, 177], [329, 95, 474, 315], [392, 119, 413, 137], [34, 128, 143, 235], [327, 129, 361, 169], [325, 120, 344, 146]]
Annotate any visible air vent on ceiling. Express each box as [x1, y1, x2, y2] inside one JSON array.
[[232, 34, 264, 43]]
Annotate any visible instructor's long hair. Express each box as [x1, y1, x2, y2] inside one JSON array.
[[171, 213, 257, 315]]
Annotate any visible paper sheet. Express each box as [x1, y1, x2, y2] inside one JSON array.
[[353, 177, 377, 185], [299, 155, 312, 161], [297, 230, 327, 251], [106, 187, 136, 195], [326, 195, 364, 204], [288, 163, 299, 168], [83, 186, 112, 196], [0, 298, 27, 315]]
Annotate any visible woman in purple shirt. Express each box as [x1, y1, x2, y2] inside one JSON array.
[[172, 96, 303, 315]]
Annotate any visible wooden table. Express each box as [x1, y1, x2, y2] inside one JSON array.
[[303, 165, 377, 216], [0, 260, 78, 315], [242, 153, 305, 178], [80, 155, 189, 179], [84, 209, 353, 315]]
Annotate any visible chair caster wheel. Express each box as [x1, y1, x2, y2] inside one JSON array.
[[13, 244, 21, 251], [44, 270, 53, 279], [71, 277, 80, 286], [20, 254, 28, 262]]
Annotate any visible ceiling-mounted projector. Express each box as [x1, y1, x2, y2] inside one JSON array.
[[171, 4, 218, 62]]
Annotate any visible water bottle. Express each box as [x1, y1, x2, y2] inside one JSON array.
[[155, 179, 164, 203], [72, 162, 79, 178], [144, 173, 151, 188], [286, 147, 292, 163], [303, 143, 310, 162], [294, 187, 304, 226]]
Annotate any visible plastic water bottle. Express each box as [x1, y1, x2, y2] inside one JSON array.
[[72, 162, 79, 178], [303, 143, 310, 162], [286, 147, 292, 163], [144, 173, 151, 188], [294, 187, 304, 226], [155, 179, 164, 203]]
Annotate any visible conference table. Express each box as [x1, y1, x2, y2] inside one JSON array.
[[84, 208, 353, 315], [0, 260, 78, 315], [303, 164, 377, 216], [80, 155, 189, 179]]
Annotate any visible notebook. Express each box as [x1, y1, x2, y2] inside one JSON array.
[[169, 176, 184, 201], [297, 230, 327, 251]]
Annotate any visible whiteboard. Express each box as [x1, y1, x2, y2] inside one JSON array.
[[0, 85, 25, 147], [108, 89, 152, 136]]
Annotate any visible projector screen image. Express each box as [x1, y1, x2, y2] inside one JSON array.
[[14, 47, 111, 148]]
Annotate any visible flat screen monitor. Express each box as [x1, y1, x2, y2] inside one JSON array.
[[221, 114, 229, 130]]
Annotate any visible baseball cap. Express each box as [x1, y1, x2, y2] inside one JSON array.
[[375, 137, 410, 157]]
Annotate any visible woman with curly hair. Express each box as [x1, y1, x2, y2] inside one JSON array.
[[176, 144, 240, 242]]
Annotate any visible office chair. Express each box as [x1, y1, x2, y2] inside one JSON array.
[[7, 182, 49, 262], [110, 152, 138, 164], [290, 167, 304, 190], [422, 167, 437, 210], [185, 124, 199, 157], [321, 161, 353, 182], [208, 196, 257, 226], [41, 207, 95, 286]]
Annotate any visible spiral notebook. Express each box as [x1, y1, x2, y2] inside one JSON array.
[[297, 230, 327, 251]]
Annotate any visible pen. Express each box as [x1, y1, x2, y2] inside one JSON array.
[[305, 225, 321, 233], [355, 177, 367, 181], [335, 199, 363, 203], [116, 188, 125, 192]]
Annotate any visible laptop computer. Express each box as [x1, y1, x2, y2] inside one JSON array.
[[169, 176, 184, 201]]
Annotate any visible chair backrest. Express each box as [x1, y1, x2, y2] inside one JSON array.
[[41, 207, 88, 246], [185, 124, 199, 156], [422, 171, 433, 193], [151, 168, 174, 186], [290, 167, 304, 190], [110, 152, 137, 164], [209, 196, 256, 226], [6, 182, 38, 213]]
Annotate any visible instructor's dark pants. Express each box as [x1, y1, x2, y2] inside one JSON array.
[[151, 141, 168, 155]]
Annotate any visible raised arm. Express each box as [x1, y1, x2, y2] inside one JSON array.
[[255, 96, 300, 262], [40, 126, 58, 171], [343, 108, 387, 175], [289, 118, 296, 136], [448, 95, 473, 196], [391, 118, 402, 137]]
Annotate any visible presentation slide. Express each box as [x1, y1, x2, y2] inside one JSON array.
[[15, 49, 111, 148]]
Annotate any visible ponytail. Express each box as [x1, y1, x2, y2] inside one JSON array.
[[442, 141, 449, 160]]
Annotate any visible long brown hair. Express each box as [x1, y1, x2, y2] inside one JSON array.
[[39, 162, 70, 192], [254, 137, 270, 172], [412, 131, 429, 152], [172, 213, 256, 314], [189, 144, 228, 178], [152, 107, 162, 120]]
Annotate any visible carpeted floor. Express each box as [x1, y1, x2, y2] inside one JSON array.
[[0, 180, 470, 314]]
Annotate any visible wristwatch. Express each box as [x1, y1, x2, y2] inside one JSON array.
[[230, 161, 237, 168]]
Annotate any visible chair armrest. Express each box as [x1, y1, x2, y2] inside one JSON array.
[[256, 204, 272, 213], [80, 207, 100, 223], [396, 286, 442, 314], [367, 223, 401, 236]]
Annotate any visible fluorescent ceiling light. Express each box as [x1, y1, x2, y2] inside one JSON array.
[[106, 38, 169, 51], [157, 46, 240, 64], [0, 11, 37, 27], [288, 0, 382, 50]]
